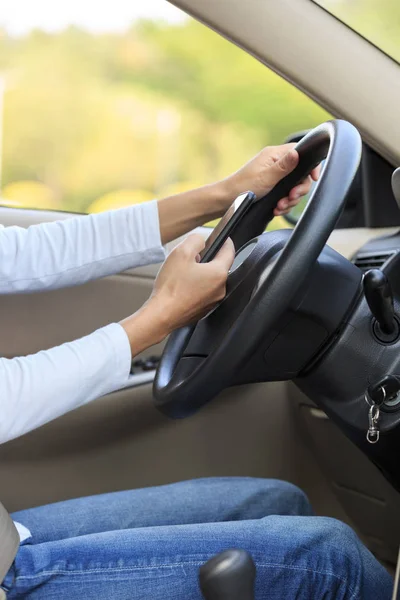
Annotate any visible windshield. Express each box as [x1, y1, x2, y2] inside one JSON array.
[[315, 0, 400, 64]]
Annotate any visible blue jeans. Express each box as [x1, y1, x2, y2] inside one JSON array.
[[2, 477, 393, 599]]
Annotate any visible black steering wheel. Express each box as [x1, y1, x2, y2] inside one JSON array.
[[154, 120, 362, 418]]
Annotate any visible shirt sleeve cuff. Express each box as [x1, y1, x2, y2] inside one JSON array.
[[125, 199, 166, 265], [101, 323, 161, 394], [100, 323, 133, 391]]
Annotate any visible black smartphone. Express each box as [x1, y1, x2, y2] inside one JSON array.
[[199, 191, 257, 263]]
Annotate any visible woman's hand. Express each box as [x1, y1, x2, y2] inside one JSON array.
[[151, 233, 235, 329], [158, 143, 320, 243], [120, 234, 234, 354], [219, 144, 320, 217]]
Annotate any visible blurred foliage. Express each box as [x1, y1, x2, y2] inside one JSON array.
[[317, 0, 400, 63], [88, 189, 154, 213], [0, 16, 331, 218], [1, 180, 56, 209]]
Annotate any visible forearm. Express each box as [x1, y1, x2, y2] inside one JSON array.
[[0, 180, 233, 295], [120, 298, 170, 356], [0, 201, 164, 294], [0, 324, 129, 443], [157, 181, 231, 244]]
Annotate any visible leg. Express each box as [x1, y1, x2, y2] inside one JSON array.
[[7, 515, 393, 599], [12, 477, 312, 543]]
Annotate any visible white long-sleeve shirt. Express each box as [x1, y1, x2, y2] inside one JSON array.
[[0, 200, 165, 543]]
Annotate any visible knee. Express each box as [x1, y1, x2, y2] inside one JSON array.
[[313, 517, 359, 554], [184, 477, 313, 519], [223, 477, 312, 518], [258, 479, 313, 517], [315, 520, 394, 597], [249, 517, 368, 599]]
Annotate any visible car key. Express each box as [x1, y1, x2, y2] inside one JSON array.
[[367, 375, 400, 406], [367, 403, 381, 444], [365, 375, 400, 444], [365, 380, 386, 444]]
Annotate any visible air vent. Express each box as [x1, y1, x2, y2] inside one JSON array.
[[353, 251, 395, 273]]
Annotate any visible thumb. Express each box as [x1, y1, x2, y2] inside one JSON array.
[[271, 148, 299, 182], [211, 237, 235, 271], [179, 233, 206, 257]]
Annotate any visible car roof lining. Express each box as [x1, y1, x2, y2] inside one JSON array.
[[169, 0, 400, 166]]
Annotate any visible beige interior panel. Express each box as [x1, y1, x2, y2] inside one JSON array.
[[327, 227, 399, 259], [0, 274, 160, 358], [170, 0, 400, 165], [288, 384, 400, 563]]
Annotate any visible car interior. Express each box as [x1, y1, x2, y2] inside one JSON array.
[[1, 0, 400, 588]]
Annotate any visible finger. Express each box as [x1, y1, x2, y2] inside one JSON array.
[[286, 197, 302, 209], [311, 164, 321, 181], [286, 194, 307, 210], [212, 237, 235, 270], [274, 196, 289, 215], [274, 205, 291, 216], [270, 142, 296, 159], [276, 196, 289, 210], [179, 233, 206, 257], [275, 197, 290, 214], [274, 206, 292, 216], [260, 143, 295, 162], [271, 148, 299, 181], [288, 176, 313, 201]]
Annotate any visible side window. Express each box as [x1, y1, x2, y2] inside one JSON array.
[[0, 1, 330, 231]]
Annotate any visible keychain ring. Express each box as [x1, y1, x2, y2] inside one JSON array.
[[367, 430, 380, 444], [365, 386, 387, 407]]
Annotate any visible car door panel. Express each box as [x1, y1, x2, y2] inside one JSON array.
[[0, 274, 162, 358]]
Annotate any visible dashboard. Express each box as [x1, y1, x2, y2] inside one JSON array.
[[352, 230, 400, 272]]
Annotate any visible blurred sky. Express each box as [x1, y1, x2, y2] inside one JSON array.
[[0, 0, 186, 35]]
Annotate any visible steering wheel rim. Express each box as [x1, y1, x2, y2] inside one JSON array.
[[154, 120, 362, 418]]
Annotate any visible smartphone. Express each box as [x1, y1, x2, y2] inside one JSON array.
[[199, 191, 257, 263]]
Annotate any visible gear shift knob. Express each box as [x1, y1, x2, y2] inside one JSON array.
[[199, 549, 256, 600]]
